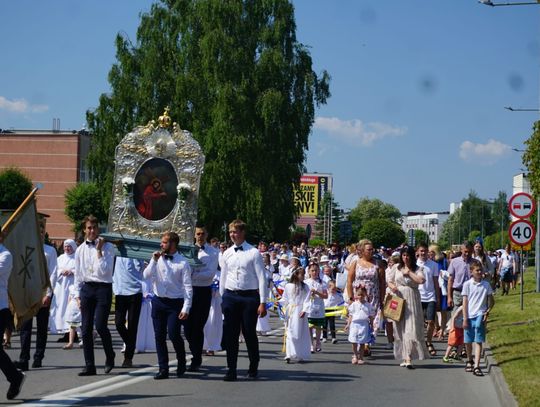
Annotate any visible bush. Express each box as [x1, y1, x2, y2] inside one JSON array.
[[309, 238, 326, 248], [0, 167, 33, 209], [64, 182, 107, 232]]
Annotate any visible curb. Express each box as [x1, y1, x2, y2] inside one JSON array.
[[482, 343, 518, 407]]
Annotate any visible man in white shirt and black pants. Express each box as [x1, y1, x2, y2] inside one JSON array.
[[185, 225, 218, 371], [220, 219, 268, 382], [144, 231, 192, 380], [74, 215, 116, 376]]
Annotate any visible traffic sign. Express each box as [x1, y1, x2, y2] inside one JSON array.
[[509, 192, 535, 219], [509, 219, 536, 247]]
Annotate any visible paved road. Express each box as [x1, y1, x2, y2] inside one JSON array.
[[0, 316, 503, 406]]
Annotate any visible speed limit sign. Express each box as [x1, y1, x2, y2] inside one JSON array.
[[509, 219, 536, 247]]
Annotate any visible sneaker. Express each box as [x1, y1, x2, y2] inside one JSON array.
[[332, 339, 338, 344], [322, 338, 327, 343], [442, 356, 454, 363], [6, 371, 25, 400]]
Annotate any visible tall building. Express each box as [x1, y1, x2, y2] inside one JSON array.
[[401, 211, 450, 244], [0, 127, 91, 244]]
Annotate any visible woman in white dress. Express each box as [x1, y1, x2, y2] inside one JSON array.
[[49, 239, 77, 336], [203, 273, 222, 355], [280, 268, 311, 363]]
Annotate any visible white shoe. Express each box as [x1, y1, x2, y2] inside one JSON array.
[[322, 338, 327, 343]]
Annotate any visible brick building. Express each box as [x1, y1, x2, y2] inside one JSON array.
[[0, 128, 91, 243]]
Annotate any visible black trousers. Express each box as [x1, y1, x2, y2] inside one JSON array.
[[80, 282, 115, 367], [151, 296, 186, 371], [19, 304, 50, 363], [114, 293, 142, 360], [184, 286, 212, 366], [0, 308, 19, 382], [221, 290, 260, 373], [323, 316, 336, 339]]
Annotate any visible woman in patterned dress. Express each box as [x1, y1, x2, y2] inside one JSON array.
[[346, 239, 385, 356]]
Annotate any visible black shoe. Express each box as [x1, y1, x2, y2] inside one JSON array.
[[121, 358, 133, 368], [246, 370, 258, 380], [104, 353, 115, 374], [223, 370, 237, 382], [154, 370, 169, 380], [176, 365, 186, 377], [6, 371, 25, 400], [78, 366, 97, 376], [57, 333, 70, 343], [14, 361, 28, 372], [187, 363, 200, 372], [32, 359, 42, 368]]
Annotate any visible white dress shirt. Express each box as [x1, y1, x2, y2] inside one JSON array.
[[192, 245, 219, 287], [143, 252, 193, 313], [74, 240, 115, 296], [0, 244, 13, 310], [219, 241, 268, 303], [44, 243, 58, 297]]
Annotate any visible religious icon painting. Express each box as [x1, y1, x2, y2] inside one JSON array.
[[106, 109, 205, 243]]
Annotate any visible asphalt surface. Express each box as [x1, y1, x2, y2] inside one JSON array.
[[0, 315, 505, 407]]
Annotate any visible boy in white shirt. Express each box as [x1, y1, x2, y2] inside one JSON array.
[[462, 260, 494, 377]]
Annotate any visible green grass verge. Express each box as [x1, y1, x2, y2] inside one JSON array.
[[487, 268, 540, 407]]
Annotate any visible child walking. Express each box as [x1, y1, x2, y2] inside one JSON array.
[[463, 260, 494, 376], [345, 286, 375, 365], [304, 263, 328, 353], [323, 281, 344, 344], [442, 305, 464, 363], [280, 268, 312, 363], [62, 285, 81, 350]]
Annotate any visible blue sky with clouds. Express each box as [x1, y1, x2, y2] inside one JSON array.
[[1, 1, 539, 214]]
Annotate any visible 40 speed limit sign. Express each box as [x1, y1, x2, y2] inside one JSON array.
[[509, 219, 536, 247]]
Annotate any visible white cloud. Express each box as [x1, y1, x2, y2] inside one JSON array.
[[0, 96, 48, 113], [459, 139, 511, 165], [314, 116, 407, 146]]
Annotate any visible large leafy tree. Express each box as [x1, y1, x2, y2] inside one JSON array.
[[439, 190, 508, 248], [358, 219, 405, 249], [348, 197, 402, 239], [523, 121, 540, 197], [86, 0, 330, 240]]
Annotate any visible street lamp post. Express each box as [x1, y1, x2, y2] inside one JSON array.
[[479, 0, 540, 6]]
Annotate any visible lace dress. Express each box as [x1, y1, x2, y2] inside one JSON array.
[[388, 265, 428, 361]]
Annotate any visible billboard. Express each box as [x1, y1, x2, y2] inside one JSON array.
[[294, 173, 332, 235]]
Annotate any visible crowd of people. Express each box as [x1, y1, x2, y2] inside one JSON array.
[[1, 216, 511, 400]]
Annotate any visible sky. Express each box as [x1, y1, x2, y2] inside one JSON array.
[[1, 0, 539, 214]]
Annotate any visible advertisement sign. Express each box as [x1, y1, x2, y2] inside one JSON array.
[[294, 173, 333, 235]]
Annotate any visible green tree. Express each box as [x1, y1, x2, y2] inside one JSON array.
[[358, 219, 405, 249], [86, 0, 330, 241], [491, 190, 510, 234], [64, 183, 107, 232], [439, 191, 499, 248], [484, 231, 509, 251], [315, 192, 342, 243], [523, 121, 540, 197], [348, 198, 402, 239], [0, 167, 33, 209], [414, 230, 428, 246]]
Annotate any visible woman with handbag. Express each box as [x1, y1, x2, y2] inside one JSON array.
[[387, 246, 429, 369]]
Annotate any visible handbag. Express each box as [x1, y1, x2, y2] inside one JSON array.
[[383, 294, 405, 322]]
